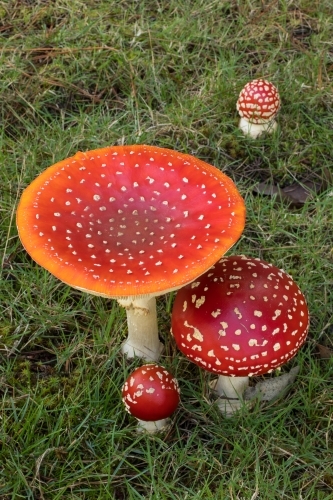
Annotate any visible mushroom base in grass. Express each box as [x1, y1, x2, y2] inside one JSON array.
[[171, 256, 309, 417], [136, 418, 171, 434], [238, 117, 278, 139], [209, 366, 300, 416], [209, 374, 249, 416]]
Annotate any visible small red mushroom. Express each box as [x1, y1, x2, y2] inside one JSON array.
[[122, 363, 180, 433], [171, 255, 309, 416], [16, 145, 245, 361], [236, 79, 280, 138]]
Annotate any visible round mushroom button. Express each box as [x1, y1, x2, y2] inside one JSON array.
[[122, 363, 180, 422], [236, 79, 281, 138]]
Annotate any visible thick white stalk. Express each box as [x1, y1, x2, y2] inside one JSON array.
[[214, 375, 249, 417], [214, 369, 300, 416], [238, 117, 277, 138], [136, 418, 170, 434], [215, 375, 249, 399], [119, 296, 163, 361]]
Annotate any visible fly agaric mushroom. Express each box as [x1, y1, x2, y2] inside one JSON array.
[[16, 145, 245, 361], [171, 255, 309, 416], [236, 79, 280, 138], [122, 363, 180, 433]]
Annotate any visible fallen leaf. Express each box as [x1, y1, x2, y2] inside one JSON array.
[[253, 168, 333, 208], [253, 181, 296, 206], [291, 25, 314, 39], [244, 366, 300, 401], [316, 343, 333, 359]]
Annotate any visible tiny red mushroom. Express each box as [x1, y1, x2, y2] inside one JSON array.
[[122, 363, 180, 433], [171, 255, 309, 415], [16, 145, 245, 361], [236, 79, 280, 138]]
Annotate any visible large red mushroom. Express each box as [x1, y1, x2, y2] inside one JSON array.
[[236, 79, 280, 138], [171, 255, 309, 415], [122, 363, 180, 433], [16, 145, 245, 361]]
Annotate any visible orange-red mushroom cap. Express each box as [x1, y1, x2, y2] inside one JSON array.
[[17, 145, 245, 298]]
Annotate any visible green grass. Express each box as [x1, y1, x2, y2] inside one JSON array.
[[1, 0, 333, 498]]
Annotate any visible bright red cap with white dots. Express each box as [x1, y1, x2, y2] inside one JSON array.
[[122, 364, 180, 421], [171, 255, 309, 377], [17, 145, 245, 298], [236, 79, 280, 124]]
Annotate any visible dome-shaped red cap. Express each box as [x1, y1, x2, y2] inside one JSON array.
[[172, 256, 309, 377], [122, 364, 180, 421], [237, 79, 280, 124]]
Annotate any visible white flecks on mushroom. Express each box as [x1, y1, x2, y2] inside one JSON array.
[[171, 255, 309, 417], [121, 363, 180, 433], [237, 79, 280, 138], [17, 144, 245, 363]]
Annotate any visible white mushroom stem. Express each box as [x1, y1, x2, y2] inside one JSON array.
[[213, 368, 300, 417], [238, 117, 277, 138], [119, 296, 164, 362], [136, 418, 170, 434], [212, 375, 249, 417], [214, 375, 249, 399]]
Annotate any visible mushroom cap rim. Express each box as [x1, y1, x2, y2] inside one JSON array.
[[16, 144, 246, 297]]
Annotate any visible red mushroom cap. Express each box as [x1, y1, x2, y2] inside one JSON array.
[[122, 363, 180, 421], [171, 256, 309, 377], [16, 145, 245, 298], [236, 79, 280, 124]]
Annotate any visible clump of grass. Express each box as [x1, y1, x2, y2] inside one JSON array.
[[1, 0, 333, 498]]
